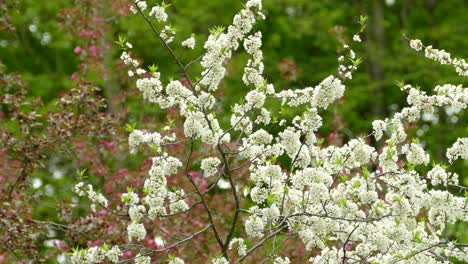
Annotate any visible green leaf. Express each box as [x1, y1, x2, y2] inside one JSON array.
[[75, 168, 87, 179], [161, 1, 172, 9], [362, 166, 370, 179], [209, 25, 226, 35], [148, 64, 158, 73], [114, 34, 127, 50], [125, 122, 137, 133]]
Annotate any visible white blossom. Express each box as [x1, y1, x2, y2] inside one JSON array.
[[229, 238, 247, 256], [134, 254, 150, 264], [130, 1, 147, 14], [182, 36, 196, 49], [114, 2, 468, 263], [313, 75, 345, 109], [410, 39, 423, 51], [211, 257, 229, 264], [401, 143, 430, 166], [446, 138, 468, 162], [427, 165, 458, 186], [149, 5, 168, 22], [105, 246, 122, 263], [127, 222, 146, 242], [353, 34, 361, 42], [245, 215, 265, 238], [273, 256, 290, 264], [201, 157, 221, 177], [169, 257, 185, 264]]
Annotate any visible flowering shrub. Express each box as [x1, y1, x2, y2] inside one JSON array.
[[3, 0, 467, 263], [69, 0, 468, 263]]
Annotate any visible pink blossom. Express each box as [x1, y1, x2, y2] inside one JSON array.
[[89, 45, 99, 57], [70, 72, 78, 81], [99, 209, 108, 217], [74, 46, 82, 55]]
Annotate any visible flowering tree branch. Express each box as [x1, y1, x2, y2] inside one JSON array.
[[70, 0, 468, 263]]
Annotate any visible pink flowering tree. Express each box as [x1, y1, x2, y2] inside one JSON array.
[[72, 0, 467, 263]]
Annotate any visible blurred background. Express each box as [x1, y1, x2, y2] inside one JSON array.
[[0, 0, 467, 262]]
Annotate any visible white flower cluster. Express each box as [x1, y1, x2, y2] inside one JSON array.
[[211, 257, 229, 264], [353, 34, 361, 42], [427, 165, 458, 186], [135, 254, 150, 264], [144, 155, 186, 217], [121, 190, 139, 205], [201, 157, 221, 177], [169, 257, 185, 264], [409, 39, 423, 51], [446, 137, 468, 163], [129, 129, 162, 149], [372, 120, 386, 140], [410, 38, 468, 76], [401, 142, 430, 165], [184, 110, 230, 145], [273, 256, 291, 264], [346, 138, 377, 168], [71, 245, 122, 264], [425, 45, 452, 64], [249, 165, 283, 203], [149, 5, 167, 22], [74, 182, 108, 212], [242, 32, 265, 88], [102, 1, 468, 263], [130, 1, 147, 14], [277, 75, 345, 110], [127, 221, 146, 242], [199, 0, 264, 91], [229, 238, 247, 256], [245, 215, 265, 238], [120, 51, 139, 68], [337, 44, 359, 79], [160, 25, 175, 44], [182, 36, 196, 49]]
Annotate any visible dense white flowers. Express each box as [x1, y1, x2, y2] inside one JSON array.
[[201, 157, 221, 177], [372, 120, 386, 140], [160, 25, 175, 43], [71, 245, 122, 264], [149, 5, 167, 22], [313, 75, 345, 109], [410, 39, 423, 51], [273, 256, 291, 264], [121, 191, 139, 205], [181, 36, 196, 49], [127, 221, 146, 242], [379, 146, 398, 173], [198, 0, 263, 91], [71, 1, 468, 263], [401, 142, 430, 165], [169, 257, 185, 264], [245, 89, 266, 108], [105, 246, 122, 263], [229, 238, 247, 256], [447, 137, 468, 162]]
